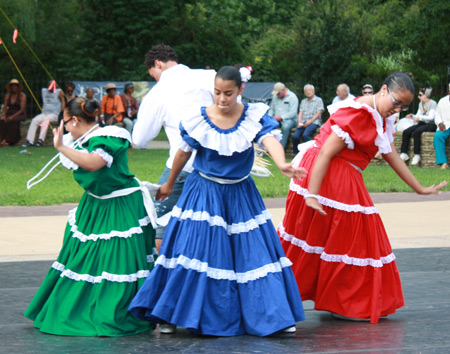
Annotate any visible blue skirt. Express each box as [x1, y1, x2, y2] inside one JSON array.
[[129, 171, 305, 336]]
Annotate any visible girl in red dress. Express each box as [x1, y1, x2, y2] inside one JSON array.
[[279, 72, 446, 323]]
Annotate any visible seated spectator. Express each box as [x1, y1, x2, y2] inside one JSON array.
[[362, 84, 374, 96], [120, 82, 139, 134], [22, 82, 65, 147], [0, 79, 27, 146], [269, 82, 298, 148], [399, 87, 437, 165], [85, 87, 101, 122], [292, 84, 324, 154], [331, 83, 355, 104], [100, 83, 125, 127], [433, 85, 450, 169]]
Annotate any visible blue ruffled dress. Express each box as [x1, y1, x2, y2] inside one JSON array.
[[129, 103, 305, 336]]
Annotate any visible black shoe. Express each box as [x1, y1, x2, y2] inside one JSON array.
[[21, 141, 34, 147], [35, 139, 44, 147]]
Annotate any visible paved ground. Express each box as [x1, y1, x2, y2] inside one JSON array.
[[1, 192, 449, 353]]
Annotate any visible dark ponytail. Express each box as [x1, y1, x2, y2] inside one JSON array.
[[67, 98, 100, 123]]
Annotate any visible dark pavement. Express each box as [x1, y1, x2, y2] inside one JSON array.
[[1, 247, 449, 353]]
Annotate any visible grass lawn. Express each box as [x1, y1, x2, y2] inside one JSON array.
[[1, 146, 448, 206]]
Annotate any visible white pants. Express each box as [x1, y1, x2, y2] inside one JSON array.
[[26, 113, 59, 143]]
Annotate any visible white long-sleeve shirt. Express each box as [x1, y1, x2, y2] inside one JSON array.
[[434, 95, 450, 130], [132, 64, 215, 172], [414, 99, 437, 123]]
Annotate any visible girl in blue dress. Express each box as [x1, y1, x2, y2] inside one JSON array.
[[129, 66, 306, 337]]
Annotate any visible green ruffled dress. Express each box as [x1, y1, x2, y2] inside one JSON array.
[[24, 127, 157, 336]]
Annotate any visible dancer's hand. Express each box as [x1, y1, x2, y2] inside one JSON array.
[[417, 181, 447, 195], [305, 196, 327, 216], [53, 120, 64, 149], [156, 182, 173, 201], [279, 163, 307, 179]]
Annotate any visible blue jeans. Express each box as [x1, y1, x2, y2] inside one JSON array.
[[433, 128, 450, 165], [292, 123, 319, 154], [154, 167, 190, 238], [280, 119, 297, 148]]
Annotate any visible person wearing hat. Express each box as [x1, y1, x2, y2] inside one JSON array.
[[100, 83, 125, 126], [268, 82, 299, 148], [362, 84, 374, 96], [22, 81, 65, 147], [120, 82, 139, 134], [0, 79, 27, 146]]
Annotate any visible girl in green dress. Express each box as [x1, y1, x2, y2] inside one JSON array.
[[24, 98, 157, 336]]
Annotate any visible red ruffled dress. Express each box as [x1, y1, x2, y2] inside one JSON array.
[[278, 100, 404, 323]]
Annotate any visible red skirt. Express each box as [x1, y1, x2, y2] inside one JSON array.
[[279, 147, 404, 323]]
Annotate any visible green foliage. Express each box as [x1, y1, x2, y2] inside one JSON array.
[[0, 0, 448, 101]]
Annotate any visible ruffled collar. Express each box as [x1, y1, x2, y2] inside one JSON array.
[[182, 102, 269, 156], [81, 126, 131, 145], [327, 99, 395, 154]]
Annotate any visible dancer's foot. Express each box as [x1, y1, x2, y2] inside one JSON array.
[[282, 325, 296, 333], [159, 323, 177, 334]]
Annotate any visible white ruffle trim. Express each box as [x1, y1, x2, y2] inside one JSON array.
[[68, 207, 152, 242], [278, 224, 395, 268], [256, 129, 282, 147], [52, 261, 150, 283], [147, 247, 159, 263], [59, 149, 89, 170], [182, 103, 269, 156], [155, 254, 292, 283], [327, 100, 394, 154], [92, 148, 113, 168], [331, 124, 355, 149], [82, 125, 132, 144], [171, 206, 272, 235], [289, 180, 378, 214]]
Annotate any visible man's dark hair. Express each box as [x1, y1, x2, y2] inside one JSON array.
[[144, 44, 178, 69]]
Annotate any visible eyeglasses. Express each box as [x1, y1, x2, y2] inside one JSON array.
[[363, 91, 373, 95], [63, 116, 74, 127], [387, 88, 409, 111]]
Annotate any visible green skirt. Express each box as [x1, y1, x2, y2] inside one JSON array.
[[24, 190, 157, 336]]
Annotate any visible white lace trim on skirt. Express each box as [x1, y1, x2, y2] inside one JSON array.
[[171, 206, 272, 235], [289, 181, 379, 215], [278, 224, 395, 268], [147, 247, 159, 263], [68, 207, 152, 242], [155, 254, 292, 283], [51, 261, 150, 283]]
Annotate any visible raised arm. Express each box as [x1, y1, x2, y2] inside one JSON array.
[[53, 120, 107, 172]]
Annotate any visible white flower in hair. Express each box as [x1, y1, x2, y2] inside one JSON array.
[[239, 66, 253, 83]]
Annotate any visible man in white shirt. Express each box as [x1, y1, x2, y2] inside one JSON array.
[[331, 83, 355, 104], [133, 44, 215, 250], [433, 85, 450, 169]]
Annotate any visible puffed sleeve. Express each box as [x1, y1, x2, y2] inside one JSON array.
[[328, 108, 377, 149], [255, 113, 282, 146], [84, 136, 129, 168], [179, 122, 200, 151]]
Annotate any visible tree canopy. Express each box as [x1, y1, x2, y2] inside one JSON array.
[[0, 0, 448, 105]]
